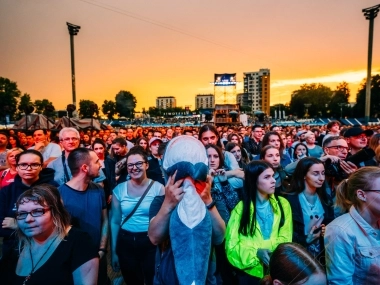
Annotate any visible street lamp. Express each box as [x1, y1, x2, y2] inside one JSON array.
[[338, 103, 346, 118], [362, 4, 380, 124], [67, 22, 81, 108], [304, 103, 311, 118]]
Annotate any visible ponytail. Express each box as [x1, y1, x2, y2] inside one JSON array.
[[335, 179, 352, 213]]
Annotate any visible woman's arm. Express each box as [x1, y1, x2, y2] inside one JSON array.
[[72, 258, 99, 285], [109, 193, 122, 271]]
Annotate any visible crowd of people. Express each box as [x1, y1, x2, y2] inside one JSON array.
[[0, 120, 378, 284]]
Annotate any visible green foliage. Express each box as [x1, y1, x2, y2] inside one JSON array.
[[17, 94, 34, 118], [79, 100, 99, 118], [289, 83, 333, 118], [148, 107, 160, 117], [102, 100, 116, 120], [115, 91, 137, 118], [329, 82, 350, 118], [353, 74, 380, 118], [34, 99, 56, 118], [0, 77, 21, 120]]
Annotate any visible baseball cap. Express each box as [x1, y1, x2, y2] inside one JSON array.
[[343, 127, 373, 138], [297, 130, 307, 137], [149, 137, 163, 146]]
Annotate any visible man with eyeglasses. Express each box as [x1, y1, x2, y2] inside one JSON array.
[[47, 127, 106, 186], [30, 129, 61, 168], [242, 125, 263, 157], [58, 148, 109, 284]]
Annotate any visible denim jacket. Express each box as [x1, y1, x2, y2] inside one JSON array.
[[324, 206, 380, 284]]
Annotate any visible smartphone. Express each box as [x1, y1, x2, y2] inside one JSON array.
[[313, 226, 322, 234]]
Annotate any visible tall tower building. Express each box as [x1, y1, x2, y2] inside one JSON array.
[[243, 69, 270, 115]]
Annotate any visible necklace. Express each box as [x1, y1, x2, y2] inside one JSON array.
[[23, 235, 59, 285]]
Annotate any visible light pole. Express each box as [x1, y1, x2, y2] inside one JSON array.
[[304, 103, 311, 118], [67, 22, 81, 108], [362, 4, 380, 124], [338, 103, 346, 118]]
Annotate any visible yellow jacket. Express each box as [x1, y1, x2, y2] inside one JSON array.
[[225, 195, 293, 278]]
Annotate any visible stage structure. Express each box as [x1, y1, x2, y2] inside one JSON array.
[[211, 74, 237, 104]]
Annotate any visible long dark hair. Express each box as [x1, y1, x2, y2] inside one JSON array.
[[198, 124, 222, 148], [262, 131, 285, 156], [292, 142, 309, 160], [239, 161, 272, 236], [205, 144, 224, 169], [287, 157, 329, 205]]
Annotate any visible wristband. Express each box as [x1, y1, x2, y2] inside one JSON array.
[[206, 200, 216, 210]]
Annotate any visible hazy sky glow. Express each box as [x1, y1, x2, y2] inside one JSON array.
[[1, 0, 380, 113]]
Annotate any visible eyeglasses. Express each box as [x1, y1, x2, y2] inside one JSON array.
[[326, 145, 349, 152], [17, 163, 42, 170], [15, 208, 50, 220], [127, 161, 146, 170], [61, 137, 79, 142]]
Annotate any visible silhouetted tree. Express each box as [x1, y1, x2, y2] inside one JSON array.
[[353, 74, 380, 118]]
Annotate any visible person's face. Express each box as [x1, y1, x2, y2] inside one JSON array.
[[8, 150, 22, 166], [112, 143, 127, 156], [286, 136, 292, 147], [175, 127, 181, 134], [166, 129, 173, 138], [252, 128, 263, 140], [295, 145, 307, 157], [239, 128, 247, 136], [26, 136, 34, 146], [230, 146, 241, 162], [150, 141, 161, 156], [102, 135, 108, 141], [0, 134, 8, 147], [83, 135, 90, 142], [87, 151, 101, 178], [256, 168, 276, 196], [324, 139, 349, 159], [268, 135, 281, 150], [60, 131, 80, 152], [109, 133, 117, 140], [9, 136, 16, 146], [264, 148, 280, 169], [281, 135, 287, 147], [139, 140, 148, 150], [306, 134, 315, 144], [20, 135, 27, 145], [222, 133, 228, 139], [93, 143, 105, 158], [126, 129, 134, 139], [230, 135, 239, 144], [201, 130, 218, 146], [99, 130, 104, 136], [147, 132, 153, 140], [347, 134, 367, 149], [127, 154, 148, 179], [305, 163, 325, 191], [153, 132, 162, 139], [272, 126, 280, 133], [16, 154, 42, 184], [118, 129, 127, 138], [17, 201, 54, 240], [207, 147, 220, 170], [360, 177, 380, 218], [227, 129, 234, 135], [330, 124, 340, 133]]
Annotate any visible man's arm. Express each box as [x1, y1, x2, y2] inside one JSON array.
[[98, 208, 108, 259], [148, 174, 184, 245]]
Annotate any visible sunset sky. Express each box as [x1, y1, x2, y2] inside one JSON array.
[[1, 0, 380, 113]]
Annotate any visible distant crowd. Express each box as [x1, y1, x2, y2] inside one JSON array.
[[0, 120, 379, 285]]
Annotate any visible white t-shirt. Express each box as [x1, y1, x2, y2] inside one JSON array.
[[30, 143, 61, 162], [113, 180, 163, 232]]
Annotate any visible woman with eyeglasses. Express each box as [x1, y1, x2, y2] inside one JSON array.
[[285, 157, 334, 262], [0, 184, 99, 284], [324, 167, 380, 284], [0, 149, 58, 257], [110, 146, 164, 285]]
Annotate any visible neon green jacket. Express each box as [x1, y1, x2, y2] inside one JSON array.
[[225, 195, 293, 278]]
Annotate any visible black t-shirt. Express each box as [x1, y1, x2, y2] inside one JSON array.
[[1, 227, 98, 285]]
